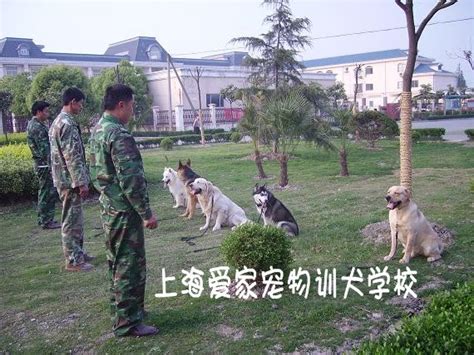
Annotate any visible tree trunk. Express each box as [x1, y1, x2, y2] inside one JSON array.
[[395, 0, 457, 191], [255, 148, 267, 179], [278, 153, 289, 187], [399, 92, 413, 189], [339, 147, 349, 176], [272, 139, 279, 154]]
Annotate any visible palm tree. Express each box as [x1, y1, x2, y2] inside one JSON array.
[[395, 0, 457, 191], [262, 90, 331, 187], [238, 93, 268, 179], [332, 110, 353, 176]]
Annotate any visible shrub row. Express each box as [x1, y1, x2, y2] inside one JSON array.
[[0, 144, 37, 198], [0, 132, 28, 146], [137, 132, 233, 149], [411, 128, 445, 142], [358, 282, 473, 354], [465, 129, 474, 141], [132, 128, 225, 137]]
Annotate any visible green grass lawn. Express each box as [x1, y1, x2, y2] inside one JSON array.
[[1, 140, 473, 353]]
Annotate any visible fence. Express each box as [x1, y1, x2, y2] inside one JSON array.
[[1, 113, 29, 133], [143, 106, 244, 132]]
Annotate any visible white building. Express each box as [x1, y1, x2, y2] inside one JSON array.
[[0, 36, 334, 131], [303, 49, 458, 110]]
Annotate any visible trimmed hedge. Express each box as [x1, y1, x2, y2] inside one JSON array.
[[0, 144, 37, 198], [412, 128, 445, 141], [358, 282, 474, 354], [137, 132, 233, 149], [415, 112, 474, 121], [132, 128, 225, 137], [221, 223, 293, 275], [465, 129, 474, 141], [0, 132, 28, 146]]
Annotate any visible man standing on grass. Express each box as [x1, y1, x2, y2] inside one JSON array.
[[50, 87, 94, 272], [89, 84, 159, 337], [27, 101, 60, 229]]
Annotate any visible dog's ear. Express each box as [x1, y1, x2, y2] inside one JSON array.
[[404, 187, 412, 200], [168, 168, 172, 173], [178, 160, 183, 168], [186, 159, 191, 166]]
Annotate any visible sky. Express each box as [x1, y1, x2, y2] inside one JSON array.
[[1, 0, 473, 85]]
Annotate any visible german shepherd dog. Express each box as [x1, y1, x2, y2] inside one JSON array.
[[253, 184, 299, 236], [177, 159, 201, 219]]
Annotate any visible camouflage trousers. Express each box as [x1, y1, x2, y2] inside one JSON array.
[[101, 208, 146, 336], [58, 188, 85, 265], [35, 167, 58, 226]]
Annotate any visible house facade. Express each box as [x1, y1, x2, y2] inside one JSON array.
[[0, 36, 335, 131], [303, 49, 458, 111]]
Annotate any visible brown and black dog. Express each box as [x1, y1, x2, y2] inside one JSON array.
[[177, 159, 201, 219]]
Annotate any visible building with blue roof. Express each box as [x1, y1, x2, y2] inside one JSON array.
[[303, 49, 457, 110]]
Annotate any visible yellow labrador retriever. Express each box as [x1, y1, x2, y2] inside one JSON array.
[[384, 186, 443, 264], [189, 178, 249, 232]]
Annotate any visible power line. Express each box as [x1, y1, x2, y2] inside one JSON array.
[[171, 17, 473, 57]]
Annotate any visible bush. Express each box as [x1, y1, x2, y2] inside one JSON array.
[[230, 131, 242, 143], [221, 223, 293, 275], [0, 132, 28, 146], [137, 132, 233, 149], [353, 111, 398, 148], [0, 144, 37, 198], [132, 128, 225, 137], [465, 129, 474, 141], [358, 282, 474, 354], [412, 128, 445, 141], [160, 137, 173, 151], [411, 130, 422, 143]]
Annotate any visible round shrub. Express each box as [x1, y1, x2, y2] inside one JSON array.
[[221, 223, 293, 275], [230, 131, 242, 143], [411, 130, 422, 143], [160, 137, 173, 151]]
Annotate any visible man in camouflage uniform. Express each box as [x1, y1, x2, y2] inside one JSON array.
[[49, 87, 94, 272], [26, 101, 60, 229], [89, 84, 158, 337]]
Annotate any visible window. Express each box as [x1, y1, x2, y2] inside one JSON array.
[[369, 101, 374, 108], [91, 68, 103, 77], [326, 70, 333, 74], [354, 83, 363, 92], [365, 66, 373, 75], [29, 65, 44, 76], [5, 65, 18, 76], [345, 67, 349, 73], [206, 94, 224, 107], [397, 63, 405, 73], [17, 44, 30, 57], [366, 83, 374, 91], [362, 98, 367, 107], [147, 45, 162, 61], [411, 80, 419, 88]]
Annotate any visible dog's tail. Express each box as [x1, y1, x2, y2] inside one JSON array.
[[278, 221, 299, 236]]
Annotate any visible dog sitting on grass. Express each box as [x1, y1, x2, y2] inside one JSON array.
[[177, 159, 201, 219], [384, 185, 443, 264]]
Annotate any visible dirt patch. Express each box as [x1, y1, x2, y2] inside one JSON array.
[[387, 296, 425, 316], [334, 318, 361, 334], [293, 342, 332, 354], [240, 152, 295, 161], [416, 276, 449, 293], [216, 324, 244, 341], [266, 183, 302, 192], [361, 221, 455, 248]]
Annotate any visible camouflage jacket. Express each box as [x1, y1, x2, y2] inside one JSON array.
[[49, 111, 90, 189], [27, 116, 50, 169], [89, 113, 152, 220]]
